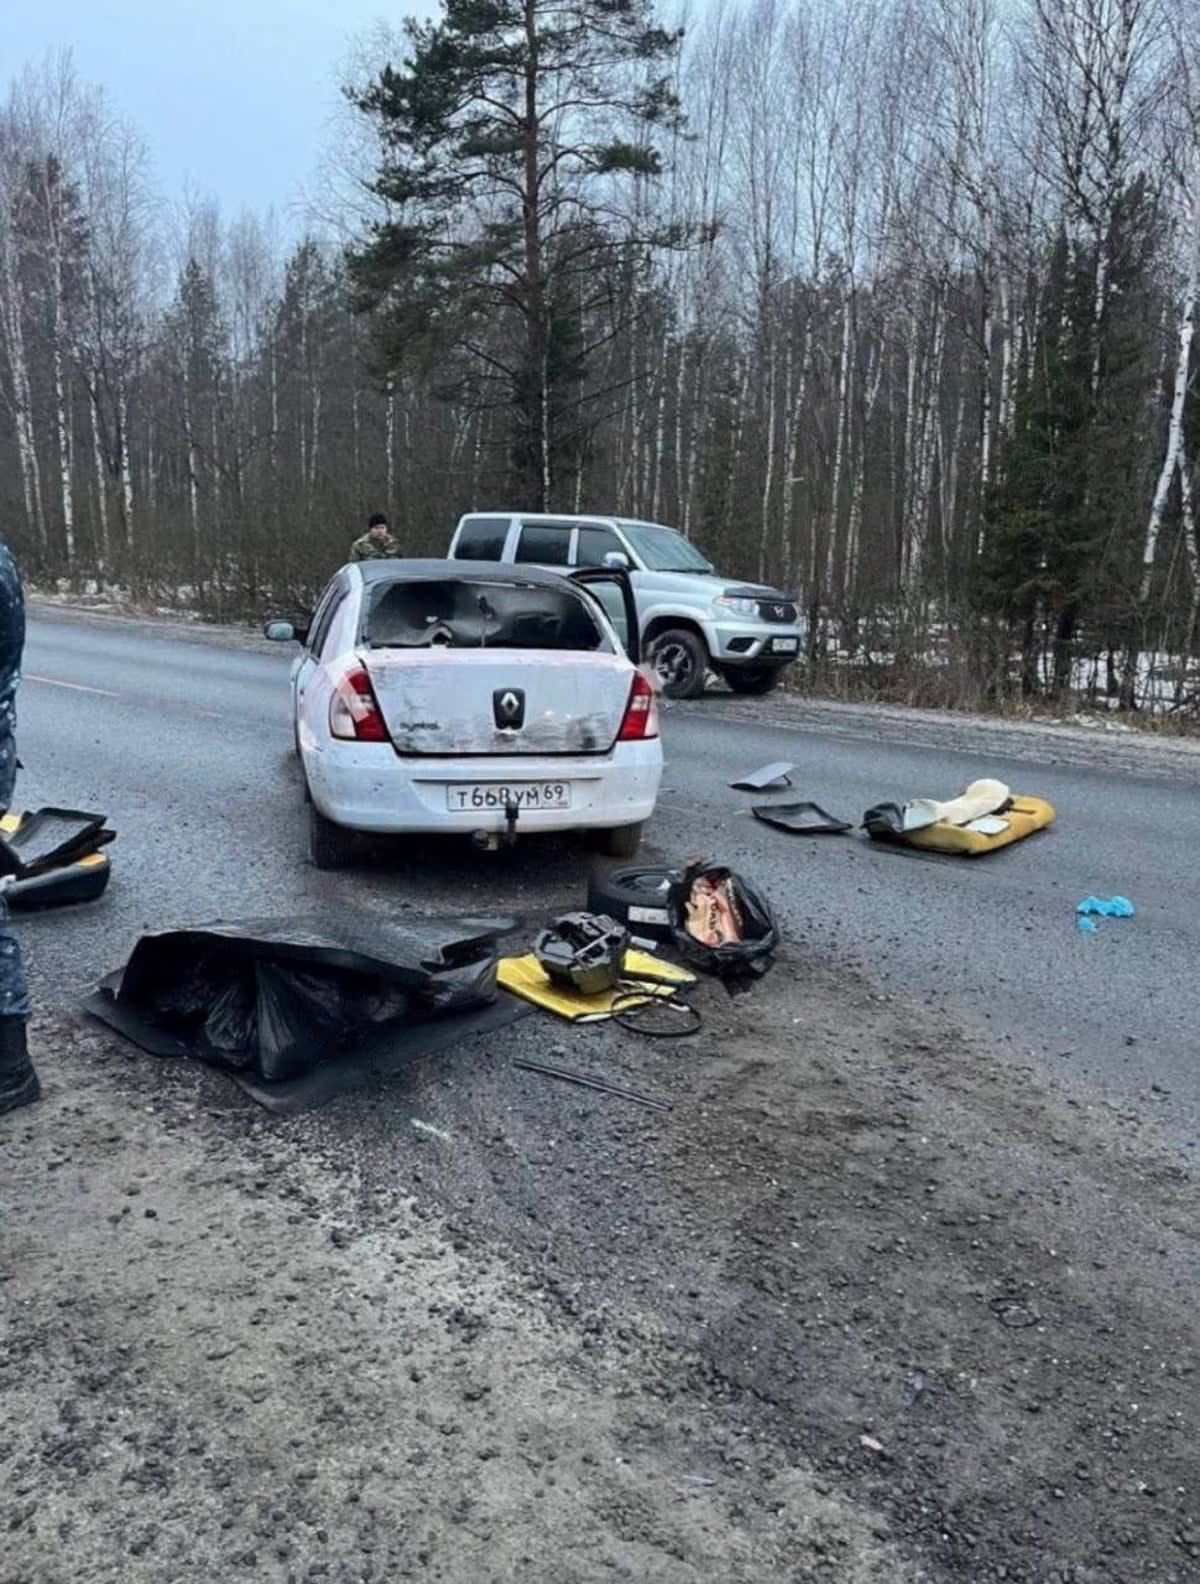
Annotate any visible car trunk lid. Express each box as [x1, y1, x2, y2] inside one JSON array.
[[360, 649, 635, 756]]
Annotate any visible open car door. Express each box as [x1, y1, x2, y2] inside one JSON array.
[[569, 567, 640, 665]]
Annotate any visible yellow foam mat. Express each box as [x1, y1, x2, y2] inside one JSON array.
[[902, 796, 1055, 856], [498, 949, 696, 1022]]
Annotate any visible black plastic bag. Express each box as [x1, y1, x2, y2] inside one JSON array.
[[104, 913, 504, 1084], [254, 963, 356, 1083], [861, 802, 907, 840], [666, 861, 779, 992], [146, 952, 231, 1023], [199, 976, 258, 1068], [415, 940, 499, 1013]]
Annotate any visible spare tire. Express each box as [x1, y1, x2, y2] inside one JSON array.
[[587, 864, 679, 940]]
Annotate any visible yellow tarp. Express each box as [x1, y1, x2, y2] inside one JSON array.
[[901, 795, 1056, 856], [498, 949, 696, 1022]]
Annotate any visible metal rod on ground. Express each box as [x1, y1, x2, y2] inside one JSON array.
[[511, 1058, 672, 1112]]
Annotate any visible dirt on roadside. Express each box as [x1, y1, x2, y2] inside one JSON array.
[[2, 952, 1197, 1584]]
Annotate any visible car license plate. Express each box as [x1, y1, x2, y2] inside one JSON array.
[[771, 638, 799, 653], [446, 782, 571, 812]]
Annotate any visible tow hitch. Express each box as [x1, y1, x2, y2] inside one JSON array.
[[470, 800, 520, 853]]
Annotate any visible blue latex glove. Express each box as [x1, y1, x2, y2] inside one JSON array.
[[1075, 895, 1136, 925]]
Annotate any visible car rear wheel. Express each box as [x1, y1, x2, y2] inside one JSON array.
[[309, 806, 359, 871], [647, 629, 708, 700], [722, 666, 782, 696], [589, 822, 645, 859]]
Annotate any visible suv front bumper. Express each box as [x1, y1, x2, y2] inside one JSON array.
[[709, 622, 803, 667]]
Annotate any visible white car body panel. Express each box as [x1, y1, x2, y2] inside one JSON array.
[[363, 647, 634, 756], [289, 563, 662, 838], [304, 735, 661, 836]]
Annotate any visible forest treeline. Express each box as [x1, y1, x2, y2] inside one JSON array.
[[1, 0, 1198, 712]]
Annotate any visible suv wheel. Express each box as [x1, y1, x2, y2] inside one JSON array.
[[647, 629, 708, 700], [722, 666, 782, 697]]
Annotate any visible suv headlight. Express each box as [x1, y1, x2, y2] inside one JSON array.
[[713, 595, 760, 618]]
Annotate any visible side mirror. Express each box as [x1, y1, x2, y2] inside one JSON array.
[[264, 620, 297, 642], [602, 551, 631, 571]]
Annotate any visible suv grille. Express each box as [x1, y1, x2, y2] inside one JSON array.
[[758, 600, 798, 624]]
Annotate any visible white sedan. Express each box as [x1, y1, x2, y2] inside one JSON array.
[[266, 560, 663, 869]]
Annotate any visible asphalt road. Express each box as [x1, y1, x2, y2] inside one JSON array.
[[17, 605, 1200, 1155]]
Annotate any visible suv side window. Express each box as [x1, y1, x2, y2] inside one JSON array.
[[574, 525, 626, 567], [308, 579, 348, 657], [454, 515, 510, 560], [515, 522, 573, 565]]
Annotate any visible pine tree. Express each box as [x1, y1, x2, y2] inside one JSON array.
[[978, 180, 1163, 700], [346, 0, 687, 507]]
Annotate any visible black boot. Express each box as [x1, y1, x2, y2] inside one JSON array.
[[0, 1017, 39, 1115]]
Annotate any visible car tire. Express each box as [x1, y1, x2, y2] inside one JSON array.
[[722, 666, 782, 697], [647, 628, 708, 700], [586, 861, 679, 938], [309, 806, 359, 871], [589, 822, 645, 860]]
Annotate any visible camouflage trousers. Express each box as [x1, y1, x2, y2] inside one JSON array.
[[0, 735, 28, 1020]]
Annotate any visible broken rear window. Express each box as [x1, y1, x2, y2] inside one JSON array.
[[364, 578, 608, 652]]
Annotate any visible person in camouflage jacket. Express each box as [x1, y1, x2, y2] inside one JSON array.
[[349, 513, 401, 562]]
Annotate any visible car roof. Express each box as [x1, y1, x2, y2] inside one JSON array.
[[354, 557, 580, 589]]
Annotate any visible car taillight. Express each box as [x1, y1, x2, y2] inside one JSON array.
[[618, 669, 659, 741], [329, 664, 388, 742]]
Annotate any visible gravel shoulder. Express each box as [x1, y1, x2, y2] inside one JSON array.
[[692, 690, 1200, 781], [3, 952, 1196, 1584]]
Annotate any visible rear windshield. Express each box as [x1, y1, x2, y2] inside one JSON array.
[[364, 578, 608, 651]]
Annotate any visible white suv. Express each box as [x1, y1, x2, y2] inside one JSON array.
[[448, 512, 803, 699]]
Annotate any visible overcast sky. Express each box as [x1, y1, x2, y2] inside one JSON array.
[[6, 1, 437, 222]]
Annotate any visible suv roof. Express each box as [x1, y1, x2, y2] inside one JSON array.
[[465, 510, 678, 529]]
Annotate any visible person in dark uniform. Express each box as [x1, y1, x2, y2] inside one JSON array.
[[0, 536, 36, 1114]]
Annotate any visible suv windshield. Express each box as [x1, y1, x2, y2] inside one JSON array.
[[365, 578, 607, 652], [616, 521, 714, 574]]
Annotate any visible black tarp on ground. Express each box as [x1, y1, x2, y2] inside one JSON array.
[[85, 913, 529, 1107]]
